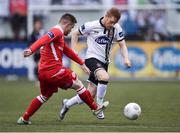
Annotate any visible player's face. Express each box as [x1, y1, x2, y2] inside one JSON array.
[[64, 23, 75, 36], [104, 16, 117, 29], [34, 21, 42, 31]]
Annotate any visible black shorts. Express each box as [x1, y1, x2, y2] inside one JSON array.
[[85, 58, 108, 85]]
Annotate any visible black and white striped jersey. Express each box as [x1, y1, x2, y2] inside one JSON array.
[[79, 17, 124, 64]]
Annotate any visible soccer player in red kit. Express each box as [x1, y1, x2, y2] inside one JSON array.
[[17, 13, 109, 125]]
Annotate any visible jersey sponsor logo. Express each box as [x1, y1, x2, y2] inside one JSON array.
[[81, 24, 85, 31], [119, 32, 124, 38], [47, 31, 55, 39], [95, 36, 110, 45]]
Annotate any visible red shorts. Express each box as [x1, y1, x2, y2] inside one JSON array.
[[38, 67, 77, 98]]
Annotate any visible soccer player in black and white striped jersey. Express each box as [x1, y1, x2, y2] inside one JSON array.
[[59, 7, 131, 120]]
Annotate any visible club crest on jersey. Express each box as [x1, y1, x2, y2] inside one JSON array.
[[47, 31, 54, 39], [95, 36, 110, 45]]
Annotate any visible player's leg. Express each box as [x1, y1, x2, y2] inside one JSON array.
[[85, 58, 109, 119], [71, 78, 98, 110], [71, 78, 109, 114], [17, 94, 49, 125], [83, 58, 109, 107], [59, 70, 108, 120], [64, 82, 96, 108], [17, 76, 55, 125], [59, 82, 96, 120], [66, 58, 108, 108], [95, 69, 109, 107], [59, 77, 98, 120], [94, 69, 109, 119]]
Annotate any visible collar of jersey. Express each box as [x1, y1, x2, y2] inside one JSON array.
[[99, 17, 106, 28], [54, 24, 64, 33]]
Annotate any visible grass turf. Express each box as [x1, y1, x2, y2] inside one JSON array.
[[0, 79, 180, 132]]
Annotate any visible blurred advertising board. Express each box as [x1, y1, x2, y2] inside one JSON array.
[[0, 42, 70, 80], [0, 42, 29, 76], [72, 42, 180, 78]]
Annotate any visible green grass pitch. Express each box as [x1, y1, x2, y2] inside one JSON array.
[[0, 79, 180, 132]]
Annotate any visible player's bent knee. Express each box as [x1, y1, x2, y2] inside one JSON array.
[[96, 71, 109, 81], [98, 74, 109, 81], [72, 79, 84, 90]]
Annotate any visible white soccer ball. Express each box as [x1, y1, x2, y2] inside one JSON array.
[[123, 103, 141, 120]]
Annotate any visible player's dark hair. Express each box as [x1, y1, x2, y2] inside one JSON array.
[[106, 7, 121, 22], [60, 13, 77, 24]]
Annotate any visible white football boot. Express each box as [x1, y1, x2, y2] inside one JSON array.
[[93, 101, 109, 117], [96, 111, 105, 119], [17, 117, 32, 125], [59, 99, 69, 120]]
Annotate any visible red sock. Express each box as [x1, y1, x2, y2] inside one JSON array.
[[23, 97, 43, 121], [77, 87, 97, 110]]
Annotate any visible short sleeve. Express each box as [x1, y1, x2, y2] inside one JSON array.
[[115, 23, 124, 41], [78, 22, 93, 35]]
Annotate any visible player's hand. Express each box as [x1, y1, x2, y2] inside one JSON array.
[[124, 59, 131, 68], [23, 48, 32, 57], [80, 63, 91, 75]]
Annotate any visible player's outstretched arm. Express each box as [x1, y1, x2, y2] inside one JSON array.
[[29, 29, 60, 53], [23, 35, 51, 58], [119, 40, 131, 68], [63, 43, 90, 75], [63, 42, 84, 64]]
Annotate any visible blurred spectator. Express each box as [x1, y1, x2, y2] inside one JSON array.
[[173, 0, 180, 12], [153, 11, 168, 41], [148, 0, 165, 4], [136, 11, 154, 41], [136, 11, 147, 40], [122, 12, 140, 40], [115, 0, 172, 41], [28, 19, 45, 79], [9, 0, 27, 40], [28, 0, 51, 19], [0, 0, 10, 39], [114, 0, 127, 5], [128, 0, 138, 20], [0, 0, 9, 18]]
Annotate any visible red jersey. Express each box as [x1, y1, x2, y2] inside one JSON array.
[[29, 25, 84, 71]]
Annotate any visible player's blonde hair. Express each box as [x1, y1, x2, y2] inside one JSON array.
[[106, 7, 121, 22]]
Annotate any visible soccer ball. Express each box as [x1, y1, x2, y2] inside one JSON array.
[[123, 103, 141, 120]]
